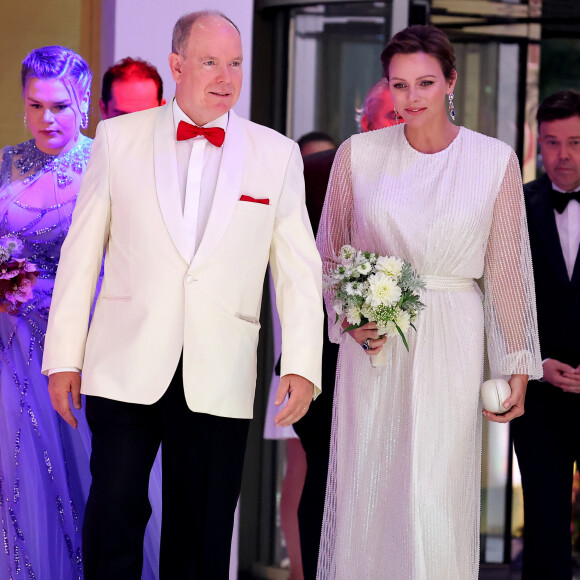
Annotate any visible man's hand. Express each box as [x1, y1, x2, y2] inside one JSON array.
[[48, 372, 82, 428], [483, 374, 528, 423], [273, 374, 314, 428], [543, 359, 580, 393]]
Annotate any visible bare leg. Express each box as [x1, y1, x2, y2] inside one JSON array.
[[281, 438, 307, 580]]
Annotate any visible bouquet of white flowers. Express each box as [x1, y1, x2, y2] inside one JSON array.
[[327, 245, 425, 360]]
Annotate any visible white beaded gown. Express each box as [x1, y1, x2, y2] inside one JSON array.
[[316, 125, 542, 580]]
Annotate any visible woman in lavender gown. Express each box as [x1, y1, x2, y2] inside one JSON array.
[[0, 46, 93, 579], [0, 46, 164, 580]]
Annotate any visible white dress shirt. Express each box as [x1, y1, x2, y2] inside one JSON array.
[[173, 99, 229, 260], [50, 101, 229, 375], [552, 182, 580, 280], [540, 183, 580, 370]]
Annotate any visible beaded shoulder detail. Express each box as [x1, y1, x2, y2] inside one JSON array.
[[0, 136, 92, 189]]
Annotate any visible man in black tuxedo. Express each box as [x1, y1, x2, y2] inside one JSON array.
[[293, 78, 398, 579], [512, 89, 580, 580]]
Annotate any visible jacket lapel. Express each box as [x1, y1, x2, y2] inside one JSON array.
[[153, 103, 190, 263], [571, 244, 580, 287], [526, 175, 569, 286], [190, 111, 246, 271]]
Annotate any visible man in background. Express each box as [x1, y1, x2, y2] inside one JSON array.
[[356, 77, 397, 132], [294, 78, 399, 580], [512, 89, 580, 580], [297, 131, 336, 157], [99, 57, 166, 119]]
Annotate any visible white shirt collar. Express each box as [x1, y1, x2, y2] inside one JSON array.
[[551, 181, 580, 194], [172, 98, 228, 136]]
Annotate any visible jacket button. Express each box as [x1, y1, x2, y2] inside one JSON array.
[[185, 275, 193, 284]]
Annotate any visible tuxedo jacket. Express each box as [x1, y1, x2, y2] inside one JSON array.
[[524, 174, 580, 369], [293, 148, 340, 439], [302, 148, 337, 235], [42, 104, 323, 419]]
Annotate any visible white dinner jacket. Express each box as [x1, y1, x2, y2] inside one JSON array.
[[42, 104, 323, 419]]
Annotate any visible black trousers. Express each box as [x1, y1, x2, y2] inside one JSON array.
[[512, 380, 580, 580], [293, 320, 339, 580], [82, 357, 250, 580]]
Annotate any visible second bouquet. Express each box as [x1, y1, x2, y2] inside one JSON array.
[[326, 245, 425, 366]]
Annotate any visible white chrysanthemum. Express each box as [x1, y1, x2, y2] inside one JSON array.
[[357, 262, 372, 275], [339, 245, 357, 265], [2, 237, 23, 254], [346, 304, 362, 326], [376, 321, 388, 335], [395, 309, 411, 333], [333, 300, 343, 315], [361, 303, 374, 321], [375, 256, 404, 278], [366, 273, 402, 308], [384, 321, 399, 337]]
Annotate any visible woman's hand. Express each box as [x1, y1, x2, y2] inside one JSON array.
[[483, 374, 528, 423], [343, 319, 386, 356]]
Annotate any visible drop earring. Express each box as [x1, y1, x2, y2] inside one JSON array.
[[81, 111, 89, 130], [448, 93, 456, 121], [394, 108, 401, 124]]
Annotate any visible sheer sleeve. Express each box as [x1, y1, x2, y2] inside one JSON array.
[[483, 150, 543, 380], [315, 139, 354, 344]]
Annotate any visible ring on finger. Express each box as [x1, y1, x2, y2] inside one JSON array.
[[361, 338, 371, 351]]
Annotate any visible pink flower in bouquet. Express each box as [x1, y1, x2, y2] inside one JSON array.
[[23, 261, 38, 273], [0, 262, 21, 279], [0, 243, 39, 311], [6, 277, 35, 304]]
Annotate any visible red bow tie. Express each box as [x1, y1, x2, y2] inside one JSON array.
[[176, 121, 225, 147]]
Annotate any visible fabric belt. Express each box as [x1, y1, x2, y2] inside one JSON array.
[[422, 275, 475, 291]]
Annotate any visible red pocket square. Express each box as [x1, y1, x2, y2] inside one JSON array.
[[240, 195, 269, 205]]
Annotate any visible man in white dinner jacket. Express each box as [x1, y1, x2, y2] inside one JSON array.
[[42, 10, 323, 580]]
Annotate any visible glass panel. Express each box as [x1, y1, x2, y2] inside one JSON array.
[[288, 2, 391, 143], [481, 420, 511, 563]]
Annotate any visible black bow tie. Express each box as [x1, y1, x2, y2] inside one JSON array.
[[550, 188, 580, 214]]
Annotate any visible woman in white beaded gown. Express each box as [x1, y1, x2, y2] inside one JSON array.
[[316, 25, 542, 579]]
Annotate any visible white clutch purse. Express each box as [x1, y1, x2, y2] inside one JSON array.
[[481, 379, 511, 414]]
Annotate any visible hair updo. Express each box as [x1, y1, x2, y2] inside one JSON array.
[[381, 25, 456, 82], [21, 45, 92, 111]]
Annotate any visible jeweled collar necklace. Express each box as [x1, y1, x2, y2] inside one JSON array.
[[8, 136, 92, 188]]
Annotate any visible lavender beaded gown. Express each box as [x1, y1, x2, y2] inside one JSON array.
[[0, 137, 93, 579], [0, 138, 160, 580]]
